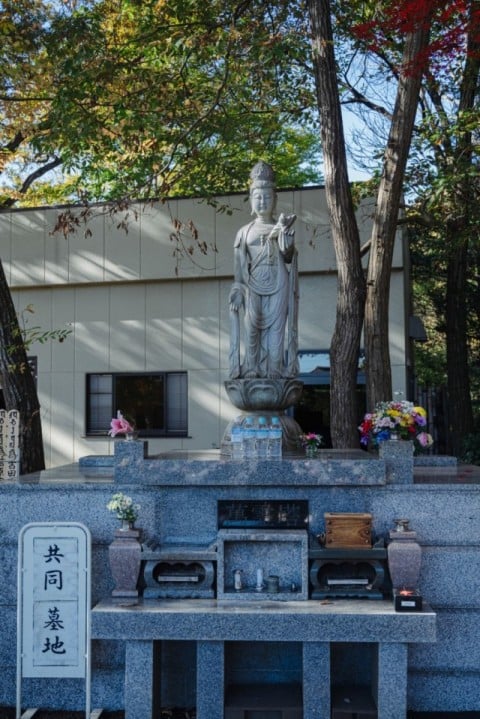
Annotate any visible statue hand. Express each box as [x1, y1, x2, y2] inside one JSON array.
[[269, 213, 296, 251], [278, 213, 296, 231], [229, 288, 244, 312]]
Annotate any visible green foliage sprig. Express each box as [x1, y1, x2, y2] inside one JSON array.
[[7, 305, 72, 374]]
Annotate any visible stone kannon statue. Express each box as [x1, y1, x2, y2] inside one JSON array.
[[228, 161, 299, 380], [224, 162, 304, 443]]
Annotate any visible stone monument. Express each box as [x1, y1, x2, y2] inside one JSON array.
[[224, 161, 303, 450]]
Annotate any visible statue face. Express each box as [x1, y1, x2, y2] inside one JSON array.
[[250, 187, 276, 216]]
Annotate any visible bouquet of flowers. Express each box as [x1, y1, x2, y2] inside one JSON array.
[[359, 400, 433, 448], [106, 492, 140, 522], [298, 432, 323, 449], [108, 410, 134, 437]]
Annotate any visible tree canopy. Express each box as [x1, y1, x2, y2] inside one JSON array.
[[2, 0, 322, 207]]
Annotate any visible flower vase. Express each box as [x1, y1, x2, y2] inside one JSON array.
[[120, 519, 135, 531], [387, 519, 422, 590], [305, 445, 318, 458], [108, 524, 143, 597]]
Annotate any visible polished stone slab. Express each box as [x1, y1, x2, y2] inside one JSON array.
[[92, 598, 436, 643]]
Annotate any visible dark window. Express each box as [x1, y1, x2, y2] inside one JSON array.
[[86, 372, 188, 437]]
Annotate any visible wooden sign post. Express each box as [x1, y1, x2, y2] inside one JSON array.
[[0, 409, 20, 480]]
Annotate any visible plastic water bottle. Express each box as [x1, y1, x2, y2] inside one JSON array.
[[268, 416, 283, 460], [230, 419, 244, 460], [243, 416, 257, 459], [256, 416, 269, 459]]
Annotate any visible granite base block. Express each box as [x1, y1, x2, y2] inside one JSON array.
[[114, 440, 148, 483], [379, 441, 414, 484], [410, 609, 480, 671], [418, 547, 480, 609], [407, 671, 480, 712], [114, 447, 386, 486]]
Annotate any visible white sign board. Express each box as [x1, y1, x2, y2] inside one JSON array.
[[17, 523, 91, 685], [0, 409, 20, 480]]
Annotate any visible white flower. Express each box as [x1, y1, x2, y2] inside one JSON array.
[[106, 492, 140, 522]]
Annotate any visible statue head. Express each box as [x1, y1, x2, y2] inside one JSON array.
[[249, 161, 276, 190], [249, 162, 276, 216]]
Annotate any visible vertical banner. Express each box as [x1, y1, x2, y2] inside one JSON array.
[[0, 409, 20, 480], [17, 523, 92, 715]]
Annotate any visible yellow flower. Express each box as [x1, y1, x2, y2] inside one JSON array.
[[413, 406, 426, 417]]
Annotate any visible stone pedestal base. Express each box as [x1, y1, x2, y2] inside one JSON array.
[[379, 440, 414, 484], [224, 377, 303, 413]]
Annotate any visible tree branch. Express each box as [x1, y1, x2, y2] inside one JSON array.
[[1, 156, 63, 208], [342, 84, 393, 120]]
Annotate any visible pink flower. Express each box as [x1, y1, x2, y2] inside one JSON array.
[[108, 411, 134, 437], [417, 432, 433, 448], [299, 432, 323, 447]]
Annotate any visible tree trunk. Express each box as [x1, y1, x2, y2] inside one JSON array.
[[308, 0, 366, 448], [0, 258, 45, 475], [364, 14, 432, 409]]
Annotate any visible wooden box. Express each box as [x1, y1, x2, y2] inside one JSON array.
[[324, 512, 372, 549]]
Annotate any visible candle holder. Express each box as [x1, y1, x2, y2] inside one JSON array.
[[256, 568, 264, 592], [394, 589, 423, 612]]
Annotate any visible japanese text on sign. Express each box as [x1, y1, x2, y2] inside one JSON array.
[[18, 523, 91, 679], [0, 409, 20, 480]]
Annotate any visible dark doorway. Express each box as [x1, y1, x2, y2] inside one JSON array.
[[292, 350, 366, 448]]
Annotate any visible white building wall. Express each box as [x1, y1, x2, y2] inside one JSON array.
[[1, 187, 408, 467]]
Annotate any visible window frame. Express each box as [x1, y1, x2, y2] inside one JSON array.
[[85, 371, 188, 438]]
